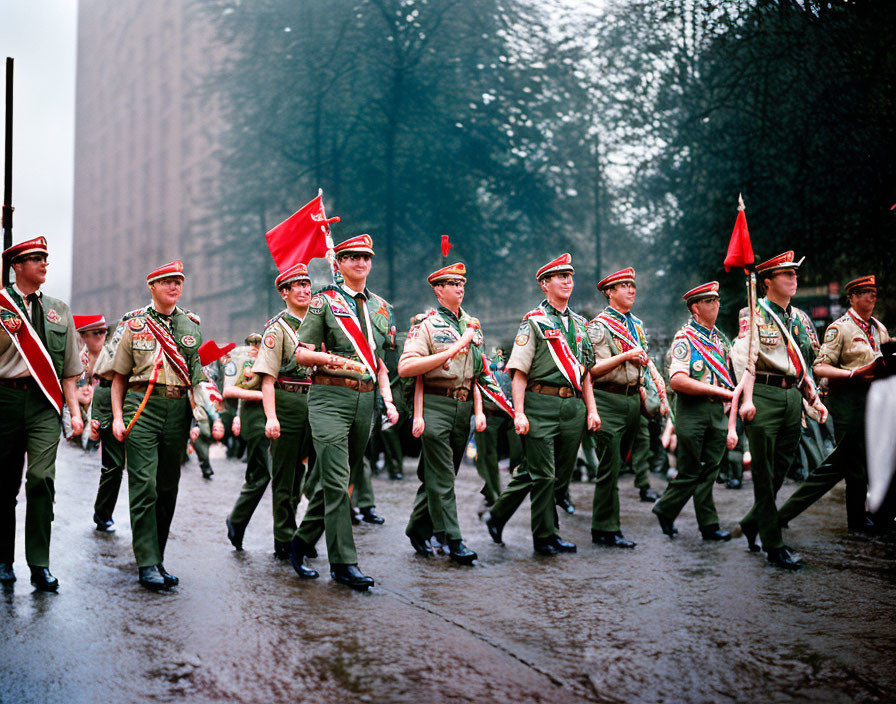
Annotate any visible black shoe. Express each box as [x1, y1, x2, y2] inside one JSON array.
[[330, 564, 374, 591], [93, 513, 116, 532], [273, 539, 291, 560], [226, 517, 246, 551], [726, 478, 742, 490], [556, 496, 575, 514], [552, 536, 577, 553], [289, 543, 320, 580], [138, 565, 167, 590], [655, 512, 678, 539], [485, 515, 504, 545], [0, 562, 15, 583], [700, 524, 732, 542], [408, 533, 434, 557], [29, 566, 59, 592], [351, 507, 362, 525], [740, 523, 760, 552], [592, 530, 637, 548], [201, 466, 214, 479], [639, 488, 660, 502], [389, 472, 404, 481], [157, 564, 179, 587], [360, 507, 385, 525], [533, 538, 558, 556], [766, 547, 803, 570], [448, 540, 477, 564]]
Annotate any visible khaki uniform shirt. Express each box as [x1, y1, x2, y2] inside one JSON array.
[[587, 306, 646, 387], [93, 321, 126, 380], [668, 318, 733, 389], [0, 286, 82, 380], [815, 308, 890, 371], [401, 305, 483, 389], [252, 311, 312, 382], [731, 298, 818, 380]]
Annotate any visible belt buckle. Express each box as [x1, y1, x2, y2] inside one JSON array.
[[455, 388, 469, 401], [559, 387, 573, 398], [165, 386, 181, 399]]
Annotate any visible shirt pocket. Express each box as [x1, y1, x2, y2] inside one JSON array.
[[45, 321, 68, 355]]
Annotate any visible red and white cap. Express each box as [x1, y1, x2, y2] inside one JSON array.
[[146, 260, 185, 284], [334, 234, 375, 257], [682, 281, 720, 305], [2, 236, 48, 264], [428, 262, 466, 285], [755, 251, 804, 276], [844, 275, 876, 295], [597, 267, 636, 291], [198, 339, 236, 367], [73, 314, 107, 332], [275, 262, 310, 289], [536, 253, 574, 281]]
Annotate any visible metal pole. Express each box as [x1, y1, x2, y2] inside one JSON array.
[[2, 57, 13, 286]]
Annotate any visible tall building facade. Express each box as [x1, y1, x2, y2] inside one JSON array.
[[72, 0, 273, 340]]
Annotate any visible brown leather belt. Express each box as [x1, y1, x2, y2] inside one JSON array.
[[313, 373, 375, 393], [129, 383, 188, 398], [0, 377, 32, 390], [754, 372, 796, 389], [423, 385, 471, 401], [594, 382, 639, 396], [275, 378, 311, 394], [527, 382, 579, 399]]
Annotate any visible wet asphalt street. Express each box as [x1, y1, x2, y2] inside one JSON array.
[[2, 441, 896, 704]]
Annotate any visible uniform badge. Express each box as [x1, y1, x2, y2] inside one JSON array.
[[128, 317, 145, 331], [181, 335, 196, 348], [264, 334, 277, 349], [672, 340, 688, 360], [1, 310, 22, 334], [693, 359, 705, 373], [406, 325, 419, 341], [46, 309, 61, 324], [224, 361, 237, 377], [309, 294, 323, 315], [515, 322, 530, 347], [824, 327, 839, 343]]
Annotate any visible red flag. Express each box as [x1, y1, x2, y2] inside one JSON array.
[[265, 193, 336, 270], [724, 193, 755, 272], [441, 235, 452, 258]]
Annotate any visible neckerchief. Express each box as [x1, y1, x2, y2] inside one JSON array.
[[595, 307, 643, 353], [144, 307, 192, 386], [321, 288, 378, 378], [683, 319, 734, 390], [0, 287, 64, 412], [477, 356, 514, 416], [847, 308, 881, 353], [523, 301, 584, 392]]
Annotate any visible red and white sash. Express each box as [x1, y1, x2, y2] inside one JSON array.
[[0, 288, 64, 413], [477, 360, 514, 417], [524, 309, 584, 392], [144, 314, 193, 386], [595, 311, 643, 354], [321, 289, 378, 378], [682, 324, 734, 389]]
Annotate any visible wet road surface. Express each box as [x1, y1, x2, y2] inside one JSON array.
[[2, 442, 896, 703]]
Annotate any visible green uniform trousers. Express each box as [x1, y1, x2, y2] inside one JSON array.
[[626, 416, 653, 491], [92, 385, 126, 523], [269, 389, 312, 543], [406, 394, 473, 543], [653, 395, 726, 527], [382, 392, 409, 478], [777, 387, 869, 530], [0, 384, 62, 567], [591, 389, 641, 532], [227, 401, 272, 527], [295, 385, 375, 566], [351, 412, 376, 511], [489, 391, 585, 541], [581, 432, 599, 481], [739, 384, 802, 551], [474, 411, 520, 506], [192, 418, 213, 473], [124, 391, 191, 567]]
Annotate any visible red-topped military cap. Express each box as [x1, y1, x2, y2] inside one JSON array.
[[844, 275, 876, 295], [597, 267, 636, 291], [536, 253, 574, 281], [73, 314, 107, 332], [2, 236, 48, 264], [428, 262, 466, 285], [146, 260, 185, 284], [755, 251, 804, 276], [682, 281, 720, 305], [275, 262, 310, 289], [198, 339, 236, 367], [334, 234, 375, 257]]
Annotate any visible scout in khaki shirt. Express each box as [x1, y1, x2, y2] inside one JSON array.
[[0, 237, 84, 591], [485, 254, 600, 556], [250, 262, 316, 567], [110, 261, 207, 590], [653, 282, 735, 541], [730, 251, 828, 570], [399, 262, 491, 564], [777, 275, 890, 533]]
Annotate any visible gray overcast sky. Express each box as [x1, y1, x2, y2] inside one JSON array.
[[2, 0, 77, 301]]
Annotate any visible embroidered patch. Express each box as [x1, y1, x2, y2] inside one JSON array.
[[824, 327, 839, 343], [852, 336, 870, 346], [542, 329, 561, 339], [586, 321, 605, 344], [224, 361, 237, 377], [46, 309, 61, 324], [181, 335, 196, 348], [672, 340, 688, 360], [1, 310, 22, 334], [264, 334, 277, 349], [309, 294, 323, 315], [515, 322, 530, 347], [132, 339, 156, 351], [406, 325, 420, 341], [693, 359, 705, 373], [128, 317, 145, 331], [132, 331, 154, 341], [433, 332, 456, 345]]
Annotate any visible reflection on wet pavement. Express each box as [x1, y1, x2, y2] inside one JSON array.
[[2, 442, 895, 703]]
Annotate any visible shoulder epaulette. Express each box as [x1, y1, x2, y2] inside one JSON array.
[[121, 307, 147, 321], [523, 308, 544, 320], [175, 306, 201, 325], [369, 291, 392, 311], [264, 310, 286, 330], [570, 310, 587, 326]]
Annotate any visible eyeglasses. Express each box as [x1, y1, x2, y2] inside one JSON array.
[[17, 254, 48, 264], [341, 253, 371, 262], [80, 330, 106, 337], [439, 279, 465, 288]]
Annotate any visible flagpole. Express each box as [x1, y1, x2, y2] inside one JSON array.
[[317, 188, 340, 283]]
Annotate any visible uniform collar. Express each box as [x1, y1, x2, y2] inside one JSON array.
[[339, 282, 369, 301], [689, 317, 715, 337], [541, 299, 569, 317], [12, 283, 40, 301], [437, 305, 464, 323], [763, 297, 791, 318], [605, 305, 630, 321]]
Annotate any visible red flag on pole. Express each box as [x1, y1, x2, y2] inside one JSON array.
[[265, 193, 338, 270], [724, 193, 755, 272], [440, 235, 452, 258]]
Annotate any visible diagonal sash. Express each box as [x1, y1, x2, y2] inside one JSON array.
[[683, 325, 734, 389], [524, 310, 584, 392], [476, 357, 514, 417], [321, 289, 378, 378], [596, 311, 642, 353], [847, 308, 882, 353], [0, 288, 64, 413], [277, 316, 300, 354], [144, 314, 192, 386], [758, 299, 816, 397]]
